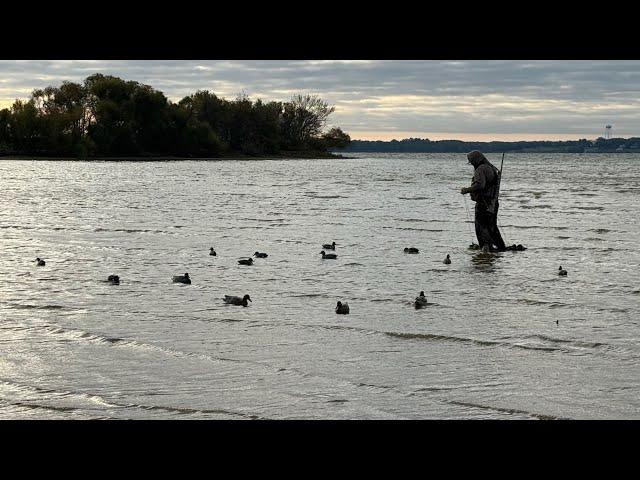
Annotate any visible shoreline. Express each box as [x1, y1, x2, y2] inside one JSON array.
[[0, 151, 352, 161]]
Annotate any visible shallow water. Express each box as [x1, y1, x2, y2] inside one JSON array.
[[0, 153, 638, 419]]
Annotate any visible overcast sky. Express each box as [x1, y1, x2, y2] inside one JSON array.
[[0, 60, 637, 141]]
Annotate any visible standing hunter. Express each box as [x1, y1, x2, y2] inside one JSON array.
[[460, 150, 506, 252]]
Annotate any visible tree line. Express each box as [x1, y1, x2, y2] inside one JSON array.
[[0, 74, 351, 158], [339, 137, 640, 153]]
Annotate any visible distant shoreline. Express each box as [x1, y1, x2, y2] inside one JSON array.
[[0, 151, 352, 161]]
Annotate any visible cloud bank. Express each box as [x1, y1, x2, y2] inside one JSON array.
[[0, 60, 637, 140]]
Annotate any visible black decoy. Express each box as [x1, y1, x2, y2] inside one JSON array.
[[335, 301, 350, 314], [172, 273, 191, 284]]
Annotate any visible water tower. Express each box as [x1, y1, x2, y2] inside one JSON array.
[[604, 124, 612, 139]]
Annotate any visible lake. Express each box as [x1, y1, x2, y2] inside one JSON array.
[[0, 153, 638, 419]]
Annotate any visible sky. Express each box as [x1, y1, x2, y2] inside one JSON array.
[[0, 60, 638, 141]]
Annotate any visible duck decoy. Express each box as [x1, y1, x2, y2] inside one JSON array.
[[238, 257, 253, 265], [322, 241, 336, 250], [404, 247, 419, 254], [224, 294, 252, 307], [172, 273, 191, 284], [107, 275, 120, 285], [254, 252, 268, 258], [209, 247, 217, 256], [443, 254, 451, 264], [335, 301, 350, 314], [320, 251, 337, 259], [414, 291, 428, 309], [558, 266, 567, 276], [35, 257, 46, 266]]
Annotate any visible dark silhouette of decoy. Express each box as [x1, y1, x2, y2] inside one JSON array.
[[320, 251, 337, 259], [558, 266, 567, 276], [238, 257, 253, 265], [414, 291, 428, 309], [209, 247, 217, 256], [254, 252, 268, 258], [443, 254, 451, 264], [35, 257, 46, 266], [404, 247, 419, 254], [172, 273, 191, 284], [107, 275, 120, 285], [323, 241, 336, 250], [335, 301, 350, 314], [224, 294, 252, 307]]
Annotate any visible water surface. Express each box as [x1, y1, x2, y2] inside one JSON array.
[[0, 153, 638, 419]]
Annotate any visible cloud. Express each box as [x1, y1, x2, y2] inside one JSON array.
[[0, 60, 638, 139]]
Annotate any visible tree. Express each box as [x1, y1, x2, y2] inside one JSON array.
[[281, 94, 335, 148], [322, 127, 351, 149]]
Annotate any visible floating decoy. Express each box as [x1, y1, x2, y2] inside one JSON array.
[[224, 294, 252, 307], [404, 247, 419, 254], [320, 251, 337, 259], [254, 252, 268, 258], [35, 257, 46, 266], [209, 247, 217, 256], [443, 254, 451, 264], [323, 241, 336, 250], [335, 301, 350, 314], [558, 266, 567, 276], [238, 257, 253, 265], [172, 273, 191, 284], [414, 291, 428, 309], [107, 275, 120, 285]]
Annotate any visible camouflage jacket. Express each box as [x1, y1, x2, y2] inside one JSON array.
[[468, 161, 500, 213]]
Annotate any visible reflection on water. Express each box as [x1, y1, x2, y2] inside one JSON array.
[[471, 251, 499, 271], [0, 153, 638, 420]]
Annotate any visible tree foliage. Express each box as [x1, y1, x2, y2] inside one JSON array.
[[0, 75, 350, 158]]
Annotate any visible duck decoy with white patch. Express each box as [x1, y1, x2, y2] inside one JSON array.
[[172, 273, 191, 284], [254, 252, 268, 258], [558, 266, 567, 276], [320, 251, 337, 259], [238, 257, 253, 265], [414, 291, 428, 309], [335, 301, 350, 314], [107, 275, 120, 285], [35, 257, 46, 266], [322, 241, 336, 250], [224, 294, 252, 307], [443, 254, 451, 264], [404, 247, 419, 254], [209, 247, 216, 256]]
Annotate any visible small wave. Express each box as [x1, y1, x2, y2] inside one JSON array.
[[504, 225, 540, 230], [383, 331, 564, 353], [5, 303, 67, 310], [391, 227, 444, 232], [94, 227, 165, 234], [121, 402, 259, 419], [524, 334, 604, 349], [574, 206, 604, 211], [398, 196, 430, 200], [590, 228, 612, 234], [304, 194, 348, 199], [447, 400, 562, 420], [343, 262, 364, 266]]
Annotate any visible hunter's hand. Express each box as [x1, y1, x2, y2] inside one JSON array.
[[460, 188, 468, 195]]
